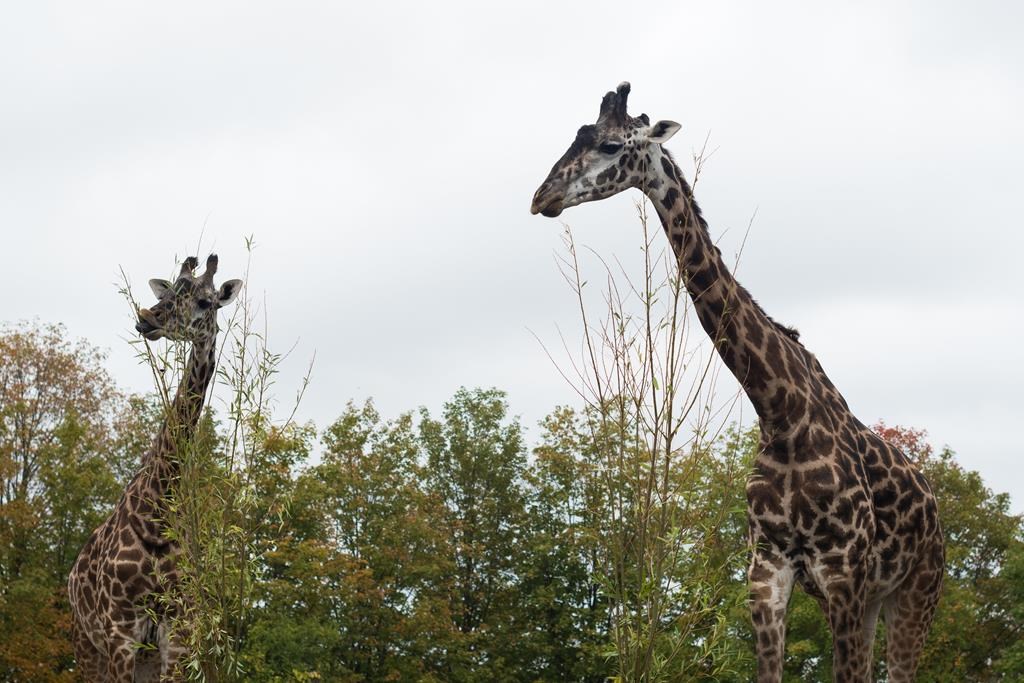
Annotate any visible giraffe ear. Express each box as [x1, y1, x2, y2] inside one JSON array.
[[216, 279, 243, 308], [149, 279, 173, 299], [648, 120, 681, 144]]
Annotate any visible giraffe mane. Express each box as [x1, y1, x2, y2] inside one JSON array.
[[756, 301, 803, 343], [660, 149, 803, 347]]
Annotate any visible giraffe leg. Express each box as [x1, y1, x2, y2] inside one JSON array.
[[105, 638, 137, 683], [71, 615, 107, 682], [862, 596, 884, 680], [882, 563, 942, 683], [749, 553, 795, 683], [103, 611, 159, 683], [134, 648, 161, 683], [822, 576, 871, 683], [158, 619, 190, 681]]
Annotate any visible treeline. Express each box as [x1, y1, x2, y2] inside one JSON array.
[[1, 321, 1023, 681]]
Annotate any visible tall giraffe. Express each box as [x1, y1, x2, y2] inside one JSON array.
[[68, 255, 242, 682], [531, 83, 944, 683]]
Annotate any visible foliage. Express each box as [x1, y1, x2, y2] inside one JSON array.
[[1, 318, 1021, 681], [241, 398, 454, 682], [0, 321, 127, 682], [548, 204, 750, 682]]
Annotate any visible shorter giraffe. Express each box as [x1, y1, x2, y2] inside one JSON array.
[[68, 255, 242, 682]]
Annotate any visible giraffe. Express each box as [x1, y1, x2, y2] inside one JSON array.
[[68, 254, 242, 682], [530, 83, 944, 683]]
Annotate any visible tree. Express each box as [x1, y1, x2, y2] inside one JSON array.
[[521, 406, 610, 682], [0, 321, 122, 581], [419, 387, 530, 680], [525, 405, 751, 683], [0, 321, 130, 682], [242, 400, 454, 682]]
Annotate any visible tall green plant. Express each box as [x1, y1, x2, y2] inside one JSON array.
[[548, 200, 748, 681]]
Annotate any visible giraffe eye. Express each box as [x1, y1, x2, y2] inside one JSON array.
[[197, 299, 213, 310], [599, 142, 623, 155]]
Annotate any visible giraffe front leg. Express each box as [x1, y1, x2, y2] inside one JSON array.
[[863, 596, 884, 680], [748, 552, 795, 683], [105, 637, 138, 682], [822, 575, 872, 683], [104, 612, 157, 683], [158, 619, 190, 681]]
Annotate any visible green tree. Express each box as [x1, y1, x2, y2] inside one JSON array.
[[0, 322, 133, 682], [0, 322, 122, 582], [522, 406, 610, 682], [526, 406, 750, 683], [419, 387, 529, 681], [242, 400, 454, 682]]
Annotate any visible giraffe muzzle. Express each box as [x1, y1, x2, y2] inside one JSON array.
[[531, 184, 564, 217], [135, 309, 163, 340]]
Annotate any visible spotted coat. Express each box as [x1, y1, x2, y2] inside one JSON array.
[[531, 83, 945, 683]]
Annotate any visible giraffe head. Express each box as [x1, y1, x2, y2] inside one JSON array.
[[135, 254, 242, 343], [531, 82, 681, 218]]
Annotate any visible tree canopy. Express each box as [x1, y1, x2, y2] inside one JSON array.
[[0, 321, 1020, 682]]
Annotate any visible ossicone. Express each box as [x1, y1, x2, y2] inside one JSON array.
[[178, 256, 199, 280], [201, 254, 219, 284], [598, 80, 631, 125]]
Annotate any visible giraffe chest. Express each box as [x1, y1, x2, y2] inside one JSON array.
[[747, 423, 943, 597], [746, 428, 877, 581], [70, 509, 181, 624], [747, 463, 873, 552]]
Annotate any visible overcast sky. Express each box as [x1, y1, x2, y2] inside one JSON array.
[[2, 2, 1021, 510]]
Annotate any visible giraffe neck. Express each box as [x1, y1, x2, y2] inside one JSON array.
[[641, 147, 806, 426], [161, 334, 217, 448], [125, 334, 217, 544]]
